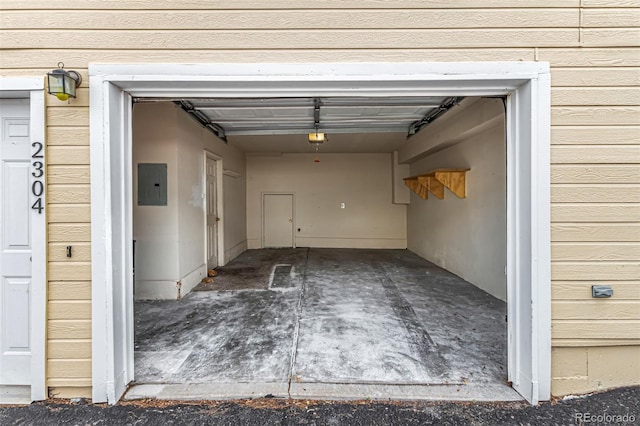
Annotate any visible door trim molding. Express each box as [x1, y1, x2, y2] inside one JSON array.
[[89, 62, 550, 404], [204, 150, 225, 267], [0, 77, 47, 402], [261, 192, 295, 248]]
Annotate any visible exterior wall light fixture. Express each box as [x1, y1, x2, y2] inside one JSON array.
[[47, 62, 82, 101]]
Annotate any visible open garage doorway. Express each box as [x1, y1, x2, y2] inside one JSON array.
[[129, 94, 513, 401], [90, 63, 551, 405]]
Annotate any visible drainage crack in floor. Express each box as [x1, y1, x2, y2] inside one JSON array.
[[376, 267, 448, 379], [270, 264, 294, 289], [287, 247, 310, 397]]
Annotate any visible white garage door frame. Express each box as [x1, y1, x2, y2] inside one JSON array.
[[0, 77, 47, 402], [89, 62, 551, 405]]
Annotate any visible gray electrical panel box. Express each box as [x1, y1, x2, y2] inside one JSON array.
[[138, 163, 167, 206]]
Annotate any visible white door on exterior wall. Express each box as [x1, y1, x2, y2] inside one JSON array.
[[206, 157, 218, 268], [0, 99, 32, 386], [263, 194, 294, 248]]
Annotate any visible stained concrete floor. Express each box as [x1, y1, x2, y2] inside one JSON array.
[[129, 248, 520, 401]]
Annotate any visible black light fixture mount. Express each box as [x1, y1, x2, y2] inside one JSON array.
[[47, 62, 82, 102], [308, 98, 326, 143]]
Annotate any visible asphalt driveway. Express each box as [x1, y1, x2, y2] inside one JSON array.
[[1, 386, 637, 425]]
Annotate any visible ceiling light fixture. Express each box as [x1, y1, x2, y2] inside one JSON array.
[[308, 131, 326, 143]]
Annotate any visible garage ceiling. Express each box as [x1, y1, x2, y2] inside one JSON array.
[[171, 96, 461, 153]]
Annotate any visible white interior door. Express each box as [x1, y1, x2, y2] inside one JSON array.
[[206, 156, 218, 268], [0, 99, 32, 385], [263, 194, 294, 248]]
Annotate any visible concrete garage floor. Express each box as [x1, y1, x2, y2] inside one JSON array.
[[127, 249, 521, 401]]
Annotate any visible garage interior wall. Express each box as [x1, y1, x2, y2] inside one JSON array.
[[246, 153, 407, 249], [2, 1, 637, 399], [406, 98, 507, 301], [132, 103, 247, 299]]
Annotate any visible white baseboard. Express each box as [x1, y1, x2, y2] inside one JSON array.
[[247, 237, 407, 250], [247, 238, 261, 250], [225, 240, 247, 264], [295, 237, 407, 249], [134, 264, 206, 300], [179, 264, 207, 297], [134, 280, 180, 300]]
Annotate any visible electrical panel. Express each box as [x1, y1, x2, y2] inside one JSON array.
[[138, 163, 167, 206]]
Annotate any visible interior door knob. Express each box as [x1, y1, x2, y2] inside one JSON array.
[[288, 218, 292, 223]]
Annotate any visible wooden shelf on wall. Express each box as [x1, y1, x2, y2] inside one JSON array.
[[403, 168, 470, 200]]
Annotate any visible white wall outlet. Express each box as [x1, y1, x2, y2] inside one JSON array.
[[340, 202, 346, 209]]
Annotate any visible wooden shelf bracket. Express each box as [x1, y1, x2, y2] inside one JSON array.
[[403, 168, 470, 200]]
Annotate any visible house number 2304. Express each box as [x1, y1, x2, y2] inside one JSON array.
[[31, 141, 44, 214]]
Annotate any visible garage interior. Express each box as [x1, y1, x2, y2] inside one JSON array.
[[127, 94, 516, 400]]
